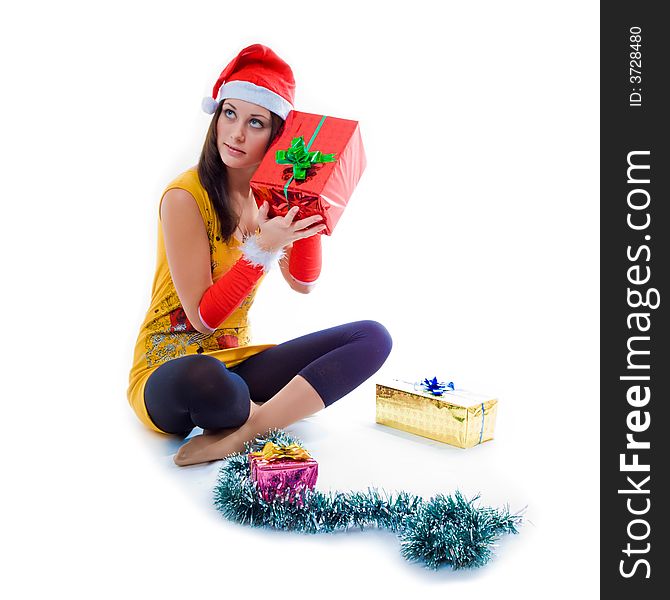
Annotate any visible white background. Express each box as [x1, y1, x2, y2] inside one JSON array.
[[2, 1, 599, 597]]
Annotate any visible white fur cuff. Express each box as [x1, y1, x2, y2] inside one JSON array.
[[240, 234, 285, 271]]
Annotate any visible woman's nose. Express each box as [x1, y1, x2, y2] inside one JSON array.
[[232, 125, 245, 141]]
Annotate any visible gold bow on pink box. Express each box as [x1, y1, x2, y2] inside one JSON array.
[[249, 441, 312, 463]]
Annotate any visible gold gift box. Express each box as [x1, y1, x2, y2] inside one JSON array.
[[375, 379, 498, 448]]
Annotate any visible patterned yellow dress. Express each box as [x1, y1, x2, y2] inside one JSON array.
[[127, 167, 275, 434]]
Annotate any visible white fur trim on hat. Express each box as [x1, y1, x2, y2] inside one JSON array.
[[240, 233, 285, 271], [217, 80, 293, 119]]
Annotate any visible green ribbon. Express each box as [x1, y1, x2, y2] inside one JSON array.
[[276, 115, 336, 201]]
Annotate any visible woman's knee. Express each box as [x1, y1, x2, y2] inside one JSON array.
[[164, 355, 247, 412], [356, 320, 393, 358], [181, 356, 251, 427], [144, 354, 251, 433]]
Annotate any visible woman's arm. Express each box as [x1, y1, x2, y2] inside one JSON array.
[[160, 188, 216, 334], [161, 189, 282, 333], [279, 246, 316, 294]]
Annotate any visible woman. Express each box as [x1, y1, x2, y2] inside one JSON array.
[[127, 44, 392, 466]]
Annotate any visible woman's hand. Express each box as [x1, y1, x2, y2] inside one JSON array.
[[256, 202, 326, 252]]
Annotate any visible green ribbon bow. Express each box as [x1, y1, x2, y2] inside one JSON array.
[[276, 136, 336, 180], [275, 115, 336, 202]]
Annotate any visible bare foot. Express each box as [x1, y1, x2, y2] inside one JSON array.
[[174, 430, 247, 466], [174, 434, 222, 466], [174, 402, 260, 466]]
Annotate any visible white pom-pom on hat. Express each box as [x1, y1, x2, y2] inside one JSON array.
[[201, 96, 219, 114]]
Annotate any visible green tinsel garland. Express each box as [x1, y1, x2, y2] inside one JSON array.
[[213, 429, 522, 570]]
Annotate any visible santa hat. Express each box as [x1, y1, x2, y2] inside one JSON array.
[[201, 44, 295, 119]]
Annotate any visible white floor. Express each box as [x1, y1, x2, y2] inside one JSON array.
[[115, 379, 594, 596], [4, 364, 598, 599]]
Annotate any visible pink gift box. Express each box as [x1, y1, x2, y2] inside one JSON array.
[[248, 454, 318, 504]]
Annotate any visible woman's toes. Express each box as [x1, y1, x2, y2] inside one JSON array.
[[174, 435, 217, 466], [174, 446, 189, 466], [174, 440, 202, 466]]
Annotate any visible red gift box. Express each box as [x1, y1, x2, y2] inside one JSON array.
[[250, 110, 366, 236]]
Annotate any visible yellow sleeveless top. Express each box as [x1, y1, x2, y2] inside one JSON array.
[[127, 167, 276, 434]]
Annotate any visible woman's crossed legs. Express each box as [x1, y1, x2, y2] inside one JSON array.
[[143, 320, 392, 465]]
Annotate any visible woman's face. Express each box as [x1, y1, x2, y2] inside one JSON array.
[[216, 98, 273, 169]]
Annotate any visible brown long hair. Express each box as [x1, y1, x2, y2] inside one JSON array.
[[197, 100, 284, 244]]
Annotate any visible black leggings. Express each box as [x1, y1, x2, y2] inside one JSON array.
[[144, 320, 393, 435]]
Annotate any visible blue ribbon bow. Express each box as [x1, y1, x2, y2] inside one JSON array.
[[418, 376, 455, 397]]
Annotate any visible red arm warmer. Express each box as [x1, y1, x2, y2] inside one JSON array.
[[198, 258, 264, 331], [198, 234, 284, 331], [288, 235, 322, 284]]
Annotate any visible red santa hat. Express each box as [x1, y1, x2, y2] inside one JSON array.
[[201, 44, 295, 119]]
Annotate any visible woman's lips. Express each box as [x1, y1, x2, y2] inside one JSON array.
[[224, 143, 245, 156]]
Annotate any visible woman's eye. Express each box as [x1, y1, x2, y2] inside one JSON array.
[[224, 109, 263, 128]]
